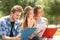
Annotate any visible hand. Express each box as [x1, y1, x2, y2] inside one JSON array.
[[2, 36, 11, 40], [10, 36, 21, 40], [15, 36, 21, 40], [40, 30, 43, 32], [28, 34, 35, 40], [2, 35, 21, 40], [28, 35, 33, 39]]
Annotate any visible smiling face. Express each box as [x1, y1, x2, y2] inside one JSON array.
[[37, 9, 43, 17], [34, 5, 43, 19], [28, 9, 34, 19]]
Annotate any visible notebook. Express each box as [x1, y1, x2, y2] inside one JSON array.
[[21, 27, 36, 40]]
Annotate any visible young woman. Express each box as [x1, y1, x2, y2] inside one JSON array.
[[33, 5, 52, 40], [21, 6, 36, 40]]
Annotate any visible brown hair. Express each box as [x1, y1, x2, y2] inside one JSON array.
[[10, 5, 23, 13], [21, 6, 33, 30], [34, 5, 43, 17]]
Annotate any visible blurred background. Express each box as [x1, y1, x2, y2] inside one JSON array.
[[0, 0, 60, 37]]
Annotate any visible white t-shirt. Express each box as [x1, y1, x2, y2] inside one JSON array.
[[36, 17, 47, 37]]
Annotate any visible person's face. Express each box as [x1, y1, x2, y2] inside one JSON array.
[[28, 10, 34, 19], [12, 11, 21, 21], [37, 9, 43, 17]]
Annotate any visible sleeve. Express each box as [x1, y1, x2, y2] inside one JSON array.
[[0, 20, 6, 38], [16, 22, 22, 36]]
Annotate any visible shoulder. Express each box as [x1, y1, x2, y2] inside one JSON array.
[[16, 20, 21, 25], [41, 17, 48, 21], [0, 15, 10, 22]]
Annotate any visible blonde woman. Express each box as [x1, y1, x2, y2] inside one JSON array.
[[21, 6, 36, 40]]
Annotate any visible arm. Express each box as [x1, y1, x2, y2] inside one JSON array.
[[28, 19, 43, 39], [29, 18, 48, 39], [2, 36, 12, 40], [1, 21, 21, 40], [0, 21, 12, 40], [28, 29, 43, 39], [13, 22, 22, 40], [0, 20, 9, 40], [46, 18, 48, 28], [2, 35, 21, 40], [33, 18, 48, 36]]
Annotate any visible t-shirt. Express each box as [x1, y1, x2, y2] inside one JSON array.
[[36, 17, 47, 37], [9, 22, 15, 37]]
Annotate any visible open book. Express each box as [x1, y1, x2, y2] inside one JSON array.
[[42, 28, 58, 38]]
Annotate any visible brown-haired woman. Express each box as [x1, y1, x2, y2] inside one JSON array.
[[32, 5, 52, 40]]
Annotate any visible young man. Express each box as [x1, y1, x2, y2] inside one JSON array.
[[0, 5, 23, 40]]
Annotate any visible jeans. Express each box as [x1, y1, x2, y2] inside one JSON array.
[[32, 36, 39, 40]]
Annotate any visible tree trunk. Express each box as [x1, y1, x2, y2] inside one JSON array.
[[55, 15, 58, 26]]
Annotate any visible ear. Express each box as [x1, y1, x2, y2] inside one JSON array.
[[10, 12, 13, 15]]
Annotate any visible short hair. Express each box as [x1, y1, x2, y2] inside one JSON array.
[[10, 5, 23, 13]]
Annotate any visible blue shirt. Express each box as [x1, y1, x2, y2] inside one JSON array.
[[0, 15, 21, 40]]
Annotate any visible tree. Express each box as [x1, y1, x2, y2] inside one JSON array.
[[0, 0, 37, 16], [44, 0, 60, 25]]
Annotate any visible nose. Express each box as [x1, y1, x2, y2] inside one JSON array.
[[16, 16, 20, 19]]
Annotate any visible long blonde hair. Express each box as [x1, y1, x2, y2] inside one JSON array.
[[21, 6, 33, 31]]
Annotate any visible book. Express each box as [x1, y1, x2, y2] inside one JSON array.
[[42, 28, 58, 38], [21, 27, 36, 40]]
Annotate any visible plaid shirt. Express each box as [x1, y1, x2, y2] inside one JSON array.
[[0, 15, 21, 40]]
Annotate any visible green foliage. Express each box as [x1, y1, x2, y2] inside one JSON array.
[[48, 0, 60, 16], [0, 0, 37, 15], [43, 0, 60, 24], [0, 0, 60, 24]]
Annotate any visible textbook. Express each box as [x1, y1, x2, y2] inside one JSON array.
[[42, 28, 58, 38], [21, 27, 36, 40]]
